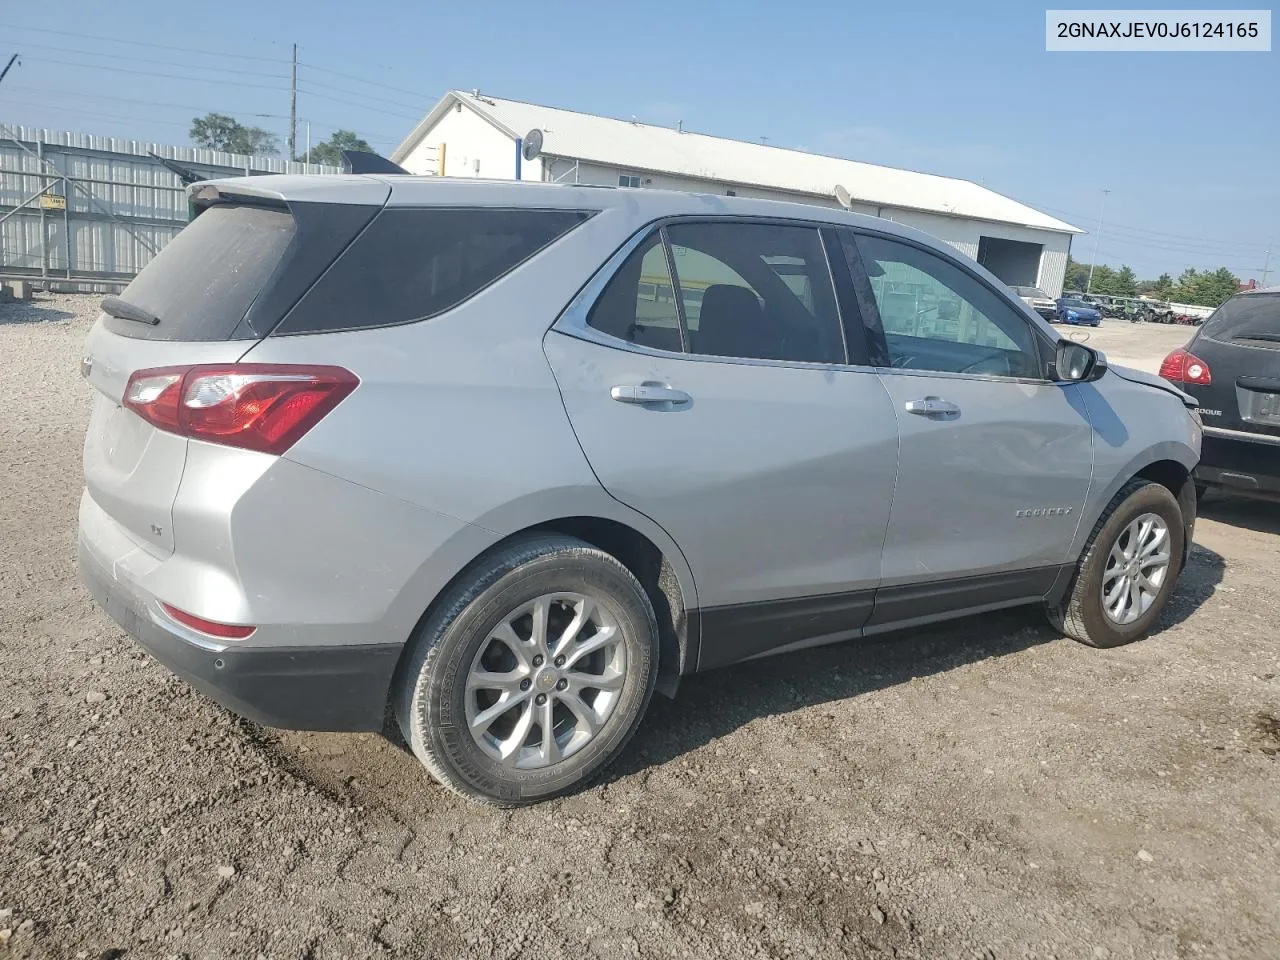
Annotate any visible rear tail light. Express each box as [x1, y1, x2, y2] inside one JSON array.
[[1158, 347, 1212, 386], [123, 364, 358, 455], [159, 602, 256, 640]]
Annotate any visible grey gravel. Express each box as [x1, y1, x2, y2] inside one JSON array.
[[2, 295, 1280, 960]]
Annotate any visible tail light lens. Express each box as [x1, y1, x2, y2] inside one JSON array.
[[124, 364, 358, 455], [1158, 347, 1212, 386], [159, 601, 256, 640]]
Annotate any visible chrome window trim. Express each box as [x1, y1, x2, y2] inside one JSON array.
[[871, 366, 1057, 387]]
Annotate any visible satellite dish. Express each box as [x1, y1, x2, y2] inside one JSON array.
[[522, 129, 544, 162], [833, 184, 853, 210]]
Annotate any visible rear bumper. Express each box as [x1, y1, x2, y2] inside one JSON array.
[[79, 538, 401, 731], [1197, 427, 1280, 498]]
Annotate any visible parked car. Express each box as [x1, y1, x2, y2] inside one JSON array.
[[1010, 284, 1059, 321], [79, 177, 1202, 805], [1056, 297, 1103, 326], [1160, 286, 1280, 501]]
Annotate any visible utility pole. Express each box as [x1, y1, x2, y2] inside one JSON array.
[[289, 43, 297, 162], [1085, 188, 1110, 294], [0, 53, 19, 88], [1262, 239, 1273, 288]]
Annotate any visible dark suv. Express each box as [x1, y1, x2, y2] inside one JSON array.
[[1160, 286, 1280, 501]]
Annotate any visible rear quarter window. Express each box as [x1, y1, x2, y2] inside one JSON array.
[[275, 207, 591, 335]]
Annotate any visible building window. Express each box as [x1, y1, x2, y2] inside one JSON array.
[[618, 174, 642, 188], [725, 189, 736, 196]]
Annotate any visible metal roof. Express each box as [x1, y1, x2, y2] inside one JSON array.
[[394, 91, 1082, 235]]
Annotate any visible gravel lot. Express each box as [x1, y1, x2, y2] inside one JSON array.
[[2, 295, 1278, 960]]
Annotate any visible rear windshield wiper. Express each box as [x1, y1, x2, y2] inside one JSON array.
[[102, 295, 160, 326], [1232, 332, 1280, 343]]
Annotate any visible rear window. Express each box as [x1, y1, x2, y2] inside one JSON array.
[[109, 205, 296, 341], [275, 207, 590, 335], [1202, 293, 1280, 346]]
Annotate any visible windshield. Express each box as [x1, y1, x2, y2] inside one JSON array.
[[1012, 286, 1049, 298], [1059, 299, 1090, 309], [1202, 293, 1280, 344]]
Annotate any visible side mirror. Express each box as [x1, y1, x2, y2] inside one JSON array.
[[1056, 340, 1108, 382]]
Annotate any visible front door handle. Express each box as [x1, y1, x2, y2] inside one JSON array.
[[611, 384, 692, 405], [904, 396, 960, 417]]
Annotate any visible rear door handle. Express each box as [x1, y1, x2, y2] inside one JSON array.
[[611, 384, 692, 405], [904, 396, 960, 417]]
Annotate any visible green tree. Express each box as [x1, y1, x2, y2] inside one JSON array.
[[1144, 273, 1174, 299], [1087, 264, 1118, 294], [1173, 266, 1240, 307], [305, 130, 375, 166], [1114, 265, 1137, 296], [189, 113, 279, 155], [1062, 255, 1090, 292]]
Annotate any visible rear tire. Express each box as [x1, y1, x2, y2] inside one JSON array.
[[394, 535, 658, 806], [1048, 480, 1185, 648]]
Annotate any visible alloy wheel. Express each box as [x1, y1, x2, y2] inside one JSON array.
[[464, 593, 627, 768], [1100, 512, 1172, 625]]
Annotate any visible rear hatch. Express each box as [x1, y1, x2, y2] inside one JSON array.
[[1182, 292, 1280, 437], [82, 177, 388, 557]]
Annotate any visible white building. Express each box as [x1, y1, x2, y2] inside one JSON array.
[[393, 91, 1082, 296]]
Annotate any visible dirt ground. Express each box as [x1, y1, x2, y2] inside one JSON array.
[[2, 296, 1278, 960]]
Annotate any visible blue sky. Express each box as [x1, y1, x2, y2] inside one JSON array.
[[2, 0, 1276, 280]]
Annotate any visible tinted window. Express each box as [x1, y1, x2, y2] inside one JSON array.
[[1201, 293, 1280, 346], [111, 204, 295, 341], [666, 222, 844, 363], [852, 234, 1040, 379], [586, 233, 683, 352], [278, 207, 589, 334]]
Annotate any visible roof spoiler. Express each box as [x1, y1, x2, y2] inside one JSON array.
[[341, 150, 409, 175]]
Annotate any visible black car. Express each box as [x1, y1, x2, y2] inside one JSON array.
[[1160, 287, 1280, 500]]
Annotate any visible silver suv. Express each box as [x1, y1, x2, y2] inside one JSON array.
[[79, 176, 1202, 805]]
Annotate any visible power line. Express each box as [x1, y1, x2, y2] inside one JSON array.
[[0, 98, 198, 131], [2, 83, 403, 143], [1022, 194, 1268, 250], [1, 83, 287, 118], [0, 21, 290, 63], [5, 40, 290, 78], [297, 60, 436, 102], [295, 73, 426, 112], [294, 83, 422, 120], [20, 56, 290, 91]]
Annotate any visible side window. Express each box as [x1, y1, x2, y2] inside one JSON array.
[[281, 207, 589, 333], [665, 222, 844, 364], [586, 233, 683, 353], [850, 233, 1041, 379]]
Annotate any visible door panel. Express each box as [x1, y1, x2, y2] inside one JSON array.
[[873, 372, 1093, 598], [838, 229, 1094, 610], [545, 331, 898, 614]]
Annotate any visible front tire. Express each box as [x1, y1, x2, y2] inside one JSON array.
[[394, 535, 659, 806], [1048, 480, 1185, 648]]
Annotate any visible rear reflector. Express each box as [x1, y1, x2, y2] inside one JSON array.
[[1158, 347, 1212, 386], [159, 602, 256, 640], [123, 364, 358, 455]]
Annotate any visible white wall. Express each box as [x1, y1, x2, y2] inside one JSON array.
[[400, 103, 543, 182]]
